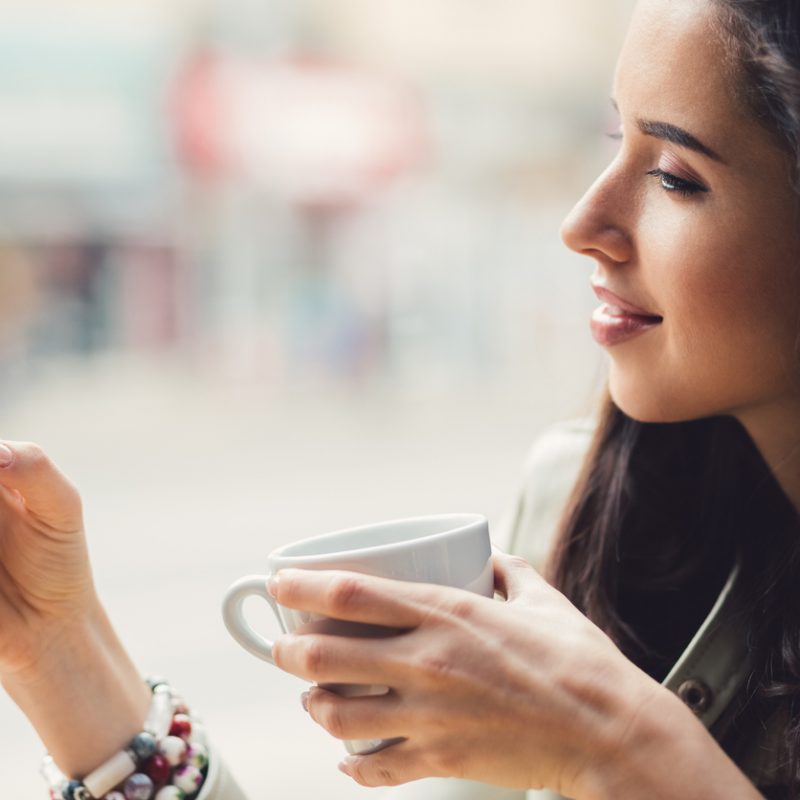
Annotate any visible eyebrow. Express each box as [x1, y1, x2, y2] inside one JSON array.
[[610, 99, 726, 164], [638, 120, 725, 164]]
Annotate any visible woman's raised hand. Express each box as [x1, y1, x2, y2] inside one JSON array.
[[0, 440, 149, 776], [268, 550, 664, 797], [0, 440, 94, 676]]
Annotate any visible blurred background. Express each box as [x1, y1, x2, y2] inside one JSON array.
[[0, 0, 634, 795]]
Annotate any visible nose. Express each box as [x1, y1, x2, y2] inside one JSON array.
[[560, 163, 634, 266]]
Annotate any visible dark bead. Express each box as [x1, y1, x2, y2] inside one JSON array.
[[142, 754, 171, 788], [123, 773, 154, 800], [169, 714, 192, 740], [62, 780, 83, 800], [130, 732, 158, 761]]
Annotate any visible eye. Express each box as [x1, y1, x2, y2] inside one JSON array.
[[646, 168, 708, 197]]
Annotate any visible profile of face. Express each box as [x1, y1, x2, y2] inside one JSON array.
[[561, 0, 800, 426]]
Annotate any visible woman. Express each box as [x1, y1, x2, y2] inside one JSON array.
[[2, 0, 799, 797]]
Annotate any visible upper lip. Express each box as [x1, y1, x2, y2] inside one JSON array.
[[591, 284, 662, 319]]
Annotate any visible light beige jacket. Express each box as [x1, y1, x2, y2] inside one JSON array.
[[202, 420, 758, 800]]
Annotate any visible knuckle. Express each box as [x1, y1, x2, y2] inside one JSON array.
[[327, 575, 365, 615], [300, 639, 329, 679], [419, 653, 455, 683], [275, 574, 296, 606], [506, 554, 534, 573], [353, 757, 397, 787], [348, 761, 371, 787], [447, 595, 475, 621], [375, 763, 399, 786], [319, 699, 347, 739]]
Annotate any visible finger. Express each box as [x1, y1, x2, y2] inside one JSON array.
[[339, 740, 439, 787], [0, 441, 82, 531], [492, 549, 546, 602], [272, 631, 404, 685], [269, 568, 443, 628], [303, 685, 405, 741]]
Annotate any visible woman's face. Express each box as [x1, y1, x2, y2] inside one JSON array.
[[561, 0, 800, 424]]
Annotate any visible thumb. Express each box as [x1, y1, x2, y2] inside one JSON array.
[[492, 547, 546, 602], [0, 441, 83, 532]]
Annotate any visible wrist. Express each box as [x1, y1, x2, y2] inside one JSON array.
[[1, 590, 102, 684], [575, 677, 763, 800], [563, 665, 660, 800], [574, 673, 669, 800], [2, 597, 151, 777]]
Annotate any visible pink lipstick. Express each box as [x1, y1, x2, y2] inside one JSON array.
[[590, 286, 663, 347]]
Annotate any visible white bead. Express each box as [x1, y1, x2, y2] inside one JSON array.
[[186, 743, 208, 769], [158, 735, 188, 767], [145, 687, 174, 739], [83, 750, 136, 799], [40, 755, 66, 786], [154, 787, 185, 800], [173, 764, 203, 794]]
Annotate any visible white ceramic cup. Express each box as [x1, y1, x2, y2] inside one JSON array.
[[221, 513, 493, 755]]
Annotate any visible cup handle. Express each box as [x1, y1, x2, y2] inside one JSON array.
[[222, 575, 282, 664]]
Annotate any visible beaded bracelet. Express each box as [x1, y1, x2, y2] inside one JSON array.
[[40, 679, 209, 800]]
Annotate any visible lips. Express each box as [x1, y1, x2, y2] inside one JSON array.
[[590, 285, 663, 347]]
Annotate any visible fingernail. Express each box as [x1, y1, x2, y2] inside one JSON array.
[[300, 691, 309, 712], [267, 573, 280, 598], [0, 444, 13, 468], [338, 757, 355, 775]]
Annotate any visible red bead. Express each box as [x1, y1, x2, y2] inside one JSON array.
[[169, 714, 193, 740], [142, 754, 171, 788]]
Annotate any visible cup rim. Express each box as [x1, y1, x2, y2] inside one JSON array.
[[269, 513, 487, 563]]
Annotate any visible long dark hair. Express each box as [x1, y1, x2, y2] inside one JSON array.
[[548, 2, 800, 796]]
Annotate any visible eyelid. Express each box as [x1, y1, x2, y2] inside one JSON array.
[[659, 150, 706, 187]]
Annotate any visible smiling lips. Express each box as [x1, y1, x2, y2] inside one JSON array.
[[590, 286, 663, 347]]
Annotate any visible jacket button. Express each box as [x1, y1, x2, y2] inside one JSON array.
[[677, 679, 712, 714]]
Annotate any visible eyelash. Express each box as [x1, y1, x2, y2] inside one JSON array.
[[646, 168, 707, 197]]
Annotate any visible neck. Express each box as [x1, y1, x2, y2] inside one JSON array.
[[736, 398, 800, 513]]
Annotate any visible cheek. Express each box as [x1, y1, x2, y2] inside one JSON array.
[[608, 209, 800, 423], [659, 225, 800, 406]]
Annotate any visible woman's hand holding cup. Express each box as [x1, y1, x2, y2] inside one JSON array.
[[267, 551, 672, 798], [222, 514, 494, 755]]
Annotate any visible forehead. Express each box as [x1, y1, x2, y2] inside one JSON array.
[[614, 0, 746, 145]]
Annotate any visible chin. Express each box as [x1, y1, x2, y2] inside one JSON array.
[[608, 369, 702, 424]]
